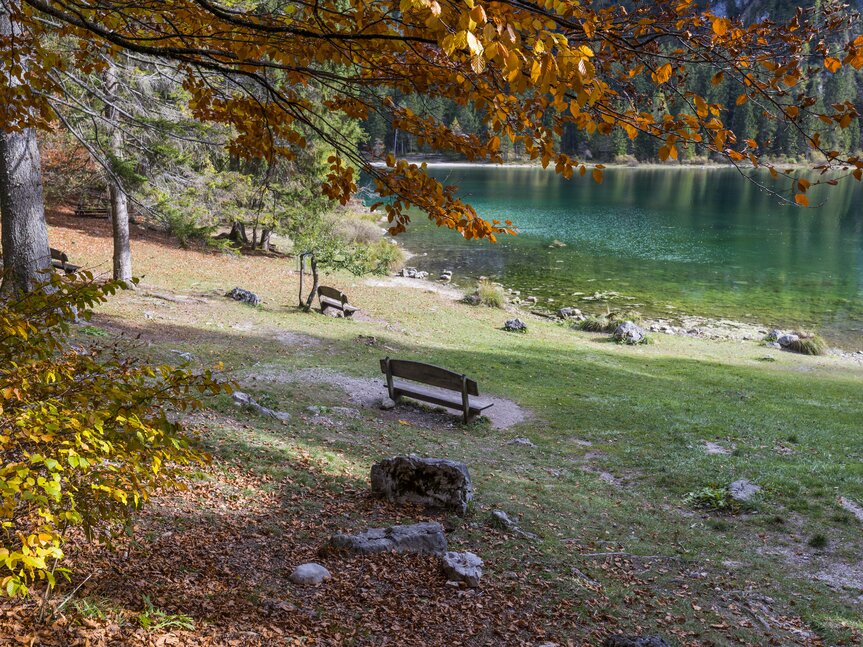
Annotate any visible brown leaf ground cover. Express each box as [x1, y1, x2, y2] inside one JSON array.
[[2, 210, 861, 646]]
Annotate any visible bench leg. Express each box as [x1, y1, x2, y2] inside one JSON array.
[[461, 376, 470, 424]]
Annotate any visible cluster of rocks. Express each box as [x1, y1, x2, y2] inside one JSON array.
[[232, 391, 291, 422], [225, 286, 261, 306], [557, 306, 586, 321], [504, 318, 528, 333], [315, 456, 485, 587], [399, 267, 429, 279], [764, 328, 801, 349]]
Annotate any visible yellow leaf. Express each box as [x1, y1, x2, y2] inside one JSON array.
[[712, 17, 730, 37], [652, 63, 673, 85]]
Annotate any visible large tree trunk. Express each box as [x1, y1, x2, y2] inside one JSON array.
[[104, 63, 132, 284], [0, 2, 51, 297]]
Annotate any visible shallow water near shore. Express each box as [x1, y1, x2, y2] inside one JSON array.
[[379, 166, 863, 348]]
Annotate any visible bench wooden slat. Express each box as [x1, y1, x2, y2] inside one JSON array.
[[392, 380, 492, 414], [379, 359, 479, 395], [317, 285, 357, 317]]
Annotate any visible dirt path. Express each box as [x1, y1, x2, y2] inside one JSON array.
[[243, 366, 528, 430]]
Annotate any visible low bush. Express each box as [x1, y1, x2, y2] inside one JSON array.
[[0, 273, 229, 597], [578, 315, 617, 333], [477, 280, 506, 308], [787, 335, 828, 356], [683, 486, 740, 513]]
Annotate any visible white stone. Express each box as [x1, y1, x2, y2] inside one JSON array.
[[289, 563, 331, 585], [441, 551, 483, 587]]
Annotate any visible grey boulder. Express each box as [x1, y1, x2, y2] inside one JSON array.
[[612, 321, 646, 345], [728, 479, 761, 502], [232, 391, 291, 422], [225, 287, 261, 306], [777, 333, 800, 347], [289, 563, 331, 585], [326, 522, 447, 556], [504, 318, 528, 333], [604, 636, 670, 647], [441, 551, 483, 588], [371, 455, 473, 515]]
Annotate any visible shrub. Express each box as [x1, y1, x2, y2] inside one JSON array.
[[683, 486, 740, 513], [336, 217, 383, 245], [787, 335, 827, 356], [578, 315, 616, 333], [365, 239, 405, 275], [477, 280, 505, 308], [0, 272, 229, 597]]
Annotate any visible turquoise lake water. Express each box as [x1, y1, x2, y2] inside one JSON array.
[[376, 166, 863, 348]]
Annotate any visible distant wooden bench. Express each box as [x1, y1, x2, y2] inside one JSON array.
[[50, 248, 80, 274], [74, 207, 109, 219], [380, 357, 493, 423], [318, 285, 358, 317]]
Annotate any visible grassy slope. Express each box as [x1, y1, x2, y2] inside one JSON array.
[[51, 213, 863, 645]]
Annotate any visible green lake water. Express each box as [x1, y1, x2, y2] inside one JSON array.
[[381, 166, 863, 348]]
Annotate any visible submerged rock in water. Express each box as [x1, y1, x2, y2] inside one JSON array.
[[612, 321, 646, 345]]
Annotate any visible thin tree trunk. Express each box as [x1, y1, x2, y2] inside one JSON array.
[[260, 228, 271, 252], [0, 1, 51, 296], [104, 63, 132, 284]]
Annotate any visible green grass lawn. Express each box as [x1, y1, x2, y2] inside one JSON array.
[[50, 217, 863, 644], [81, 253, 863, 645]]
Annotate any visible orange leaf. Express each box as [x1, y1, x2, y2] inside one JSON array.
[[794, 193, 809, 207], [824, 57, 842, 73]]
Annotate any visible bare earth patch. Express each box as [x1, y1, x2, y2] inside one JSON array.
[[243, 366, 528, 430]]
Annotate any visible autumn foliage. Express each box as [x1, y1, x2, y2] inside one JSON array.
[[1, 0, 861, 240], [0, 273, 228, 597]]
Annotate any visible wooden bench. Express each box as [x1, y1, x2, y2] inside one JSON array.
[[74, 207, 109, 219], [318, 285, 358, 317], [50, 248, 80, 274], [380, 357, 493, 423]]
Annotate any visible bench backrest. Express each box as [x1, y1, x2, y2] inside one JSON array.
[[380, 358, 479, 395], [318, 285, 349, 305]]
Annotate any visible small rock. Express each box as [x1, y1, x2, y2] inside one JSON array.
[[502, 571, 519, 580], [380, 397, 396, 410], [525, 296, 538, 304], [289, 563, 331, 585], [557, 307, 582, 319], [728, 479, 761, 502], [504, 318, 528, 333], [322, 306, 344, 318], [232, 391, 291, 422], [604, 636, 670, 647], [325, 522, 447, 556], [777, 333, 800, 348], [766, 342, 782, 349], [169, 349, 194, 362], [612, 321, 646, 345], [549, 239, 567, 248], [463, 293, 481, 306], [441, 551, 483, 587], [507, 437, 536, 448], [764, 329, 784, 342], [225, 287, 261, 306], [489, 510, 538, 540]]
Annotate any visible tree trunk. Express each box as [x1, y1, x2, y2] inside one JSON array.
[[228, 221, 248, 244], [0, 2, 51, 297], [260, 228, 271, 252], [104, 63, 132, 284]]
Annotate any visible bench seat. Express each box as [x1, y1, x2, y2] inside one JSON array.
[[320, 294, 358, 314], [392, 379, 493, 416]]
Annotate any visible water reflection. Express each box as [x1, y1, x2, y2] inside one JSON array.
[[386, 166, 863, 346]]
